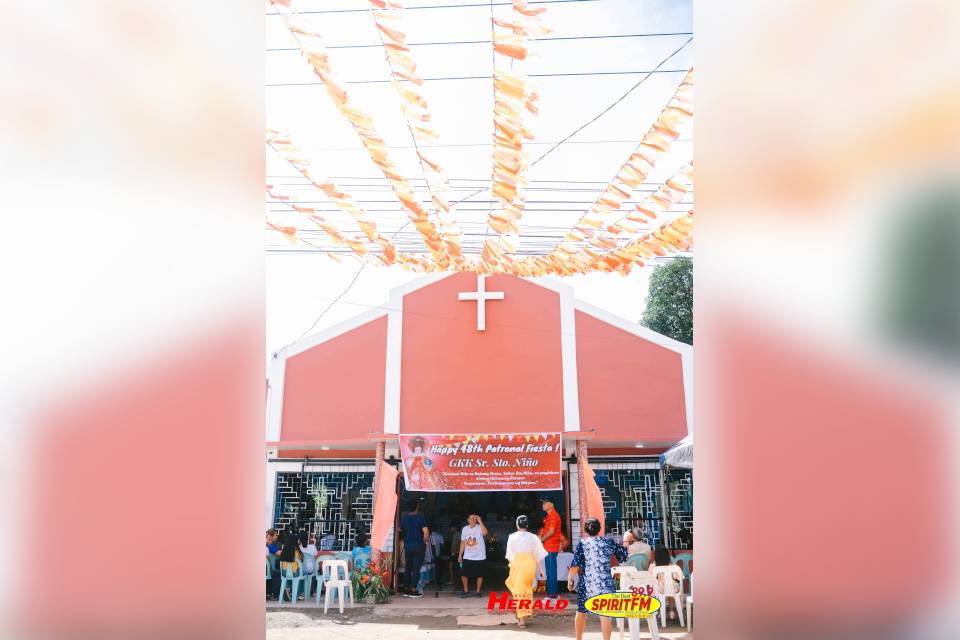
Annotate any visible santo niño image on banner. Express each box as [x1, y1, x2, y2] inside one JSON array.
[[399, 433, 563, 492]]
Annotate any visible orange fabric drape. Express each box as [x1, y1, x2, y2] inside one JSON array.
[[371, 461, 399, 551], [581, 458, 606, 536]]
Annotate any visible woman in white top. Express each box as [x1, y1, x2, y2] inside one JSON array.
[[504, 515, 548, 628]]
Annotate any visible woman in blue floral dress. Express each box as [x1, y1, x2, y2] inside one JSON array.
[[567, 518, 627, 640]]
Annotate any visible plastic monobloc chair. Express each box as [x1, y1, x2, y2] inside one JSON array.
[[319, 559, 353, 614]]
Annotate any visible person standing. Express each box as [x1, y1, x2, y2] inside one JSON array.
[[505, 515, 547, 628], [447, 522, 461, 588], [458, 513, 487, 597], [539, 499, 563, 598], [567, 518, 627, 640], [399, 500, 429, 597]]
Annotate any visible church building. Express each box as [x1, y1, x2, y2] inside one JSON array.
[[265, 272, 693, 576]]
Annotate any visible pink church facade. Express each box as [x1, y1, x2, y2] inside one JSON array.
[[265, 273, 693, 555]]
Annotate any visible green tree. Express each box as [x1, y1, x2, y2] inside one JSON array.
[[641, 257, 693, 345]]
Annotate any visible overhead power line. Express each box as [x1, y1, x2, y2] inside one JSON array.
[[266, 32, 694, 51], [266, 69, 688, 87], [264, 138, 690, 152], [531, 37, 693, 167], [267, 0, 601, 16]]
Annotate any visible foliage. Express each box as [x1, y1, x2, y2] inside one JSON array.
[[351, 561, 391, 603], [640, 257, 693, 345]]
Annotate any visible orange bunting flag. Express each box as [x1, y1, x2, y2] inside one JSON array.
[[485, 2, 549, 266], [266, 129, 397, 265], [266, 1, 691, 277], [368, 1, 464, 266], [517, 69, 693, 275], [572, 163, 693, 270], [269, 0, 450, 268]]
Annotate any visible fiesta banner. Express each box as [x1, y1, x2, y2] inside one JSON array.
[[399, 433, 562, 492]]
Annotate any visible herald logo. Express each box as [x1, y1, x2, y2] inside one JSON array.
[[486, 592, 570, 611]]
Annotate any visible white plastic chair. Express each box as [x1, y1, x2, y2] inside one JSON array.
[[611, 565, 638, 601], [616, 573, 660, 640], [685, 574, 693, 631], [318, 559, 353, 614], [651, 565, 685, 628], [301, 550, 319, 600], [611, 565, 639, 580]]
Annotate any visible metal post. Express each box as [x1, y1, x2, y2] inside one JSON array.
[[373, 442, 386, 494], [659, 466, 670, 550], [575, 439, 589, 537], [371, 441, 386, 568]]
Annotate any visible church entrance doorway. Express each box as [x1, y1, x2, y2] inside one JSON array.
[[397, 483, 568, 592]]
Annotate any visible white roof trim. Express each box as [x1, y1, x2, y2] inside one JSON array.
[[267, 305, 390, 443], [525, 277, 581, 432], [573, 300, 692, 355], [387, 272, 456, 297], [278, 306, 388, 360], [574, 299, 693, 436]]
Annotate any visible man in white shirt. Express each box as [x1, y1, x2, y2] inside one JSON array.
[[457, 514, 488, 597]]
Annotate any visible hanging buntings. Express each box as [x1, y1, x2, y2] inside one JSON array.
[[554, 163, 694, 273], [525, 69, 693, 275], [602, 211, 695, 275], [483, 0, 551, 272], [367, 1, 465, 266], [267, 129, 398, 265], [269, 0, 449, 267], [266, 183, 367, 259], [266, 2, 693, 277]]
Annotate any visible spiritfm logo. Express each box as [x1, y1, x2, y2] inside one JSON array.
[[585, 587, 661, 618]]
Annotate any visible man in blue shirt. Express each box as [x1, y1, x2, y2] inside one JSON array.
[[399, 500, 429, 597], [265, 528, 281, 600]]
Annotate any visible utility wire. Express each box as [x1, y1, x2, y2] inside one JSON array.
[[267, 0, 601, 16], [265, 138, 690, 152], [268, 175, 679, 184], [266, 32, 692, 51], [274, 218, 415, 354], [401, 42, 692, 212], [530, 37, 693, 167], [267, 69, 688, 86]]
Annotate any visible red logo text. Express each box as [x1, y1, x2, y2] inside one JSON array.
[[486, 592, 570, 611]]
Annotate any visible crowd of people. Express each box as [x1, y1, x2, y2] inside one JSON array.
[[396, 498, 570, 599], [267, 501, 687, 639], [265, 527, 371, 602]]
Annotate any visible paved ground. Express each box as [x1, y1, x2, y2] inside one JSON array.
[[267, 592, 693, 639]]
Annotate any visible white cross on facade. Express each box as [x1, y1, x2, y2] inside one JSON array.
[[458, 274, 505, 332]]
